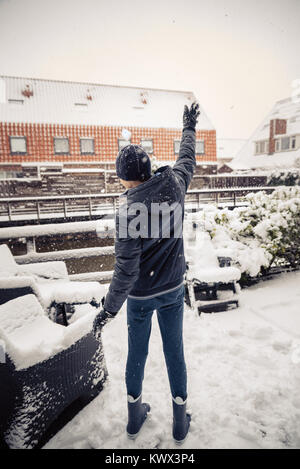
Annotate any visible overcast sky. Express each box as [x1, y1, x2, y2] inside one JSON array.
[[0, 0, 299, 138]]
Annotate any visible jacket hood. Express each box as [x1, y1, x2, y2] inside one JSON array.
[[122, 166, 181, 210]]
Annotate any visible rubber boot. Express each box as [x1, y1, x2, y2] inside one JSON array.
[[172, 396, 191, 445], [126, 394, 151, 439]]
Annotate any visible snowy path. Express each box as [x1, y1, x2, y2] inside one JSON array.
[[45, 271, 300, 449]]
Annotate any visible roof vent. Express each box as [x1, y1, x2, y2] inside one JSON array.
[[86, 89, 93, 101], [140, 91, 148, 105], [22, 84, 33, 98]]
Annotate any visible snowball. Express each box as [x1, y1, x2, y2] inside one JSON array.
[[121, 128, 131, 141]]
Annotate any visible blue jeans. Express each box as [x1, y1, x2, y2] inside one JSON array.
[[126, 284, 187, 400]]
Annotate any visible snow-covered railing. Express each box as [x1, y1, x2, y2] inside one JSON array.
[[0, 187, 277, 224], [186, 186, 277, 208], [14, 246, 115, 265], [0, 220, 110, 240]]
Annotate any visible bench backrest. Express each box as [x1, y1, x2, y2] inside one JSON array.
[[184, 224, 219, 269], [0, 244, 18, 275]]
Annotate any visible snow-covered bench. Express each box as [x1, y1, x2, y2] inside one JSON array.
[[0, 244, 106, 324], [0, 294, 107, 449], [184, 222, 241, 314]]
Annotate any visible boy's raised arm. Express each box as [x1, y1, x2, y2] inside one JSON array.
[[173, 102, 200, 193]]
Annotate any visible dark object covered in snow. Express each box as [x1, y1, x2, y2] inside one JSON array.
[[184, 266, 239, 314], [184, 227, 240, 314], [0, 295, 108, 449], [0, 243, 105, 325]]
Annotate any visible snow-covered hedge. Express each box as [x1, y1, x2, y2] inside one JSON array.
[[193, 187, 300, 279], [267, 168, 300, 186]]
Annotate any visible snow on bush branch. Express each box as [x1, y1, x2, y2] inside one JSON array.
[[267, 162, 300, 187], [194, 187, 300, 278]]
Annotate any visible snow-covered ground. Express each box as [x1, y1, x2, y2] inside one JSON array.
[[45, 271, 300, 449]]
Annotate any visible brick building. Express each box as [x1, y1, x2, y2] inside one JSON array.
[[0, 76, 217, 188], [231, 95, 300, 170]]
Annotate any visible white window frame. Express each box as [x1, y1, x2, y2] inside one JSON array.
[[196, 140, 205, 155], [174, 140, 180, 154], [140, 139, 153, 154], [118, 138, 131, 151], [259, 141, 265, 153], [80, 137, 95, 155], [281, 136, 290, 151], [265, 141, 269, 153], [9, 136, 27, 155], [8, 99, 24, 105], [54, 137, 70, 155], [255, 140, 268, 154]]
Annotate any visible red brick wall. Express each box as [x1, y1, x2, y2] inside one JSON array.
[[0, 122, 216, 164], [274, 119, 287, 135], [268, 119, 287, 154]]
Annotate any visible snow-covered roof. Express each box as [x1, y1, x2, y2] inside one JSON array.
[[217, 138, 247, 160], [0, 75, 215, 130], [231, 95, 300, 170]]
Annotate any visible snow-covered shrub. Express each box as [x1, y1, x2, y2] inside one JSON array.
[[194, 205, 271, 278], [192, 187, 300, 278], [244, 187, 300, 268], [267, 168, 300, 186]]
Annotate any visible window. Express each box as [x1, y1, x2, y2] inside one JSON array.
[[9, 136, 27, 154], [275, 140, 280, 152], [174, 140, 180, 154], [281, 137, 290, 151], [74, 103, 88, 112], [80, 138, 95, 155], [196, 140, 205, 154], [54, 137, 69, 154], [118, 138, 130, 151], [265, 141, 269, 153], [255, 140, 269, 154], [291, 136, 296, 149], [8, 99, 24, 105], [259, 141, 265, 153], [140, 139, 153, 154]]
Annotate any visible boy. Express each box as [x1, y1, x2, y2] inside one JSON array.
[[94, 102, 200, 444]]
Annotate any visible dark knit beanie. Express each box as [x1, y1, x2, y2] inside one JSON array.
[[116, 144, 151, 181]]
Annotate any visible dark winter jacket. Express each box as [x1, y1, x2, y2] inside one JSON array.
[[104, 128, 196, 313]]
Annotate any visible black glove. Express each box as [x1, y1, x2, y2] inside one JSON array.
[[92, 296, 117, 335], [183, 102, 200, 131], [92, 308, 116, 334]]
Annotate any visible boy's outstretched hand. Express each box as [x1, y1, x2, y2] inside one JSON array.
[[92, 296, 117, 336], [183, 102, 200, 131]]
